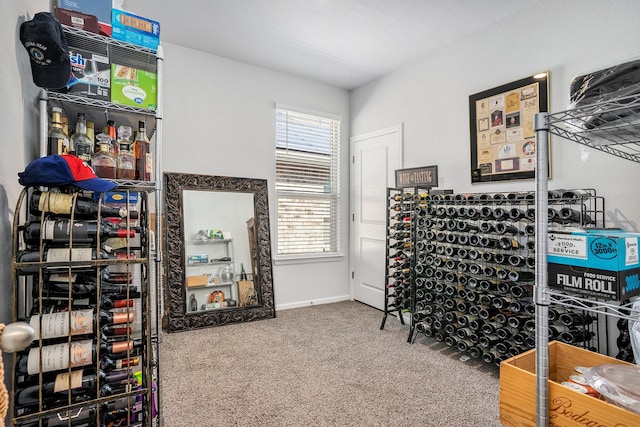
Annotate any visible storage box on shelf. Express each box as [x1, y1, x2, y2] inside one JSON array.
[[410, 190, 606, 364], [184, 238, 237, 313], [500, 341, 640, 427]]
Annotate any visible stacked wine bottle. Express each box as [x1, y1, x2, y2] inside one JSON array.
[[409, 190, 604, 365], [12, 189, 150, 426], [382, 188, 423, 331]]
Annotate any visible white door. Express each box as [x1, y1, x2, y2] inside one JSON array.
[[350, 124, 403, 309]]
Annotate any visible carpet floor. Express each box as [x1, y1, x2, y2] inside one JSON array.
[[158, 301, 501, 426]]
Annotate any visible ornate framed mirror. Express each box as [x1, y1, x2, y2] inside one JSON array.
[[163, 172, 275, 332]]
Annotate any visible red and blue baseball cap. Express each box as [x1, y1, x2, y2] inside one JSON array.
[[18, 154, 117, 193]]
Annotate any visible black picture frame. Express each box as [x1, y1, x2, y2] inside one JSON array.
[[469, 73, 549, 183]]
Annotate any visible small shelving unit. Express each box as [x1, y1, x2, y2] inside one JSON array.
[[185, 238, 237, 312], [533, 92, 640, 426]]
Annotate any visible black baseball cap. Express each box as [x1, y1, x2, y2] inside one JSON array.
[[20, 12, 71, 89]]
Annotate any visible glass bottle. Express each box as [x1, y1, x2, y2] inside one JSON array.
[[92, 135, 116, 179], [133, 120, 152, 181], [107, 119, 118, 156], [70, 113, 93, 163], [116, 125, 136, 180], [47, 107, 69, 156], [86, 120, 95, 152]]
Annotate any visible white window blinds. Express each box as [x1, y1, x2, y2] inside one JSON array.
[[275, 108, 340, 256]]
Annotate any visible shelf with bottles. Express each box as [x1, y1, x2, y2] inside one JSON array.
[[410, 189, 606, 364], [10, 186, 154, 427]]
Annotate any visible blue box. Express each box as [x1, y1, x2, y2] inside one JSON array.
[[111, 9, 160, 51], [57, 0, 112, 35], [547, 228, 640, 300]]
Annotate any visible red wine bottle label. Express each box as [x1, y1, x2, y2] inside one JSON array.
[[27, 339, 93, 375], [31, 309, 94, 339], [53, 369, 84, 392]]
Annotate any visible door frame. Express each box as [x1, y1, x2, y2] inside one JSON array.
[[349, 124, 403, 302]]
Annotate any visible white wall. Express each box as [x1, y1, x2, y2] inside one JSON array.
[[351, 0, 640, 231], [160, 42, 351, 310], [0, 1, 48, 418]]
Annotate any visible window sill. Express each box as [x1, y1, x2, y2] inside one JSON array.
[[274, 253, 345, 265]]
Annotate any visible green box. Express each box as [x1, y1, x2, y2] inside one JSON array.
[[110, 64, 157, 110]]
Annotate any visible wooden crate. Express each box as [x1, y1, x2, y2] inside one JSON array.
[[500, 340, 640, 427]]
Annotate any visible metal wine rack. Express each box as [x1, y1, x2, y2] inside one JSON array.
[[380, 187, 416, 331], [408, 189, 606, 364]]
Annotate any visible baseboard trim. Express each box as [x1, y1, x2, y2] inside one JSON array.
[[276, 295, 351, 311]]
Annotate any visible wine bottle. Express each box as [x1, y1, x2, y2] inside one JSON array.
[[498, 237, 520, 250], [492, 208, 510, 221], [18, 338, 142, 375], [479, 222, 495, 233], [133, 120, 152, 181], [495, 223, 519, 235], [47, 107, 70, 156], [17, 247, 135, 273], [22, 218, 136, 245], [29, 309, 134, 341], [559, 312, 594, 327], [13, 368, 137, 409], [100, 355, 140, 373], [30, 191, 138, 219], [559, 329, 594, 344], [508, 271, 535, 282], [466, 207, 480, 219], [508, 208, 526, 221]]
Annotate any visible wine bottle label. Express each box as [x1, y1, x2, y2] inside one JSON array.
[[38, 192, 73, 215], [31, 309, 94, 339], [114, 356, 139, 369], [43, 220, 91, 241], [48, 273, 78, 283], [53, 369, 84, 393], [46, 248, 94, 262], [27, 339, 93, 375]]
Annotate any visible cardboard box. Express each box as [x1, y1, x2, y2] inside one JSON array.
[[111, 9, 160, 51], [55, 7, 100, 34], [57, 0, 112, 35], [548, 228, 640, 300], [110, 64, 157, 110], [237, 280, 255, 306], [66, 47, 111, 101], [500, 341, 640, 427], [186, 275, 208, 288]]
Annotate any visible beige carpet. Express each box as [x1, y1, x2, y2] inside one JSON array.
[[158, 301, 502, 426]]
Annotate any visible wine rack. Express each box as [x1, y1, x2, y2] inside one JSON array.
[[380, 187, 416, 331], [408, 189, 606, 364], [10, 188, 154, 426]]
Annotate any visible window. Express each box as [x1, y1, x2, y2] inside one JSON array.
[[275, 107, 340, 256]]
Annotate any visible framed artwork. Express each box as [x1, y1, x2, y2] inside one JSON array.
[[469, 72, 549, 183]]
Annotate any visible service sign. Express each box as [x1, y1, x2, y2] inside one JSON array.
[[395, 165, 438, 188]]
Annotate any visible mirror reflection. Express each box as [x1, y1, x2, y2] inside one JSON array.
[[183, 190, 259, 312], [163, 172, 275, 332]]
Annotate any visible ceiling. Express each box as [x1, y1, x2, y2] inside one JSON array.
[[124, 0, 536, 90]]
